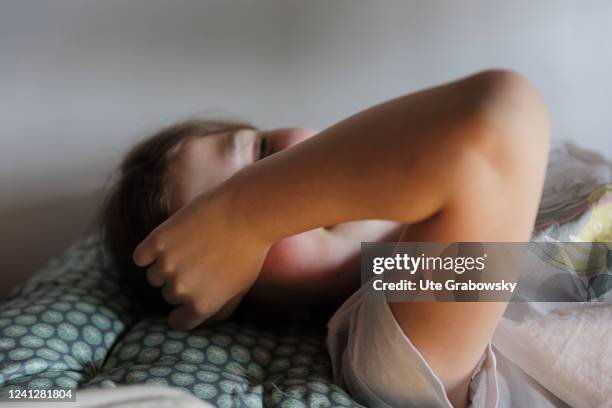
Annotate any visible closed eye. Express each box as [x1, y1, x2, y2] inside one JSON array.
[[257, 135, 268, 160]]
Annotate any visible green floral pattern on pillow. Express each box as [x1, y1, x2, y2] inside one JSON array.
[[0, 236, 361, 407]]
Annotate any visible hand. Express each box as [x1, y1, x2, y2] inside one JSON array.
[[132, 184, 270, 331]]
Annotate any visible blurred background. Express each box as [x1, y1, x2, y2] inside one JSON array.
[[1, 0, 611, 298]]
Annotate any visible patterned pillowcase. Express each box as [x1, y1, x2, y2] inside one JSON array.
[[0, 236, 361, 407]]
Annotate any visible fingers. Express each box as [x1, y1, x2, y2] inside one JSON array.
[[168, 304, 214, 331], [161, 285, 182, 306], [148, 260, 187, 307], [167, 290, 246, 331], [146, 262, 166, 288], [133, 234, 158, 267], [211, 291, 246, 322]]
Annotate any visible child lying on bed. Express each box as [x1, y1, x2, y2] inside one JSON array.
[[101, 70, 552, 408]]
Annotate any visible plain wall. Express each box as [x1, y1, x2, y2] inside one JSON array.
[[1, 0, 611, 298]]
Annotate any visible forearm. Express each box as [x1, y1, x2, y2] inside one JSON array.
[[227, 72, 495, 242], [134, 68, 549, 346]]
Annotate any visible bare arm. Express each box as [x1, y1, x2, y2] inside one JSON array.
[[134, 69, 549, 406], [228, 70, 549, 407], [229, 72, 503, 239]]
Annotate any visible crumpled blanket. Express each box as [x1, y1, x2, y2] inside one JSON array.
[[494, 141, 612, 407]]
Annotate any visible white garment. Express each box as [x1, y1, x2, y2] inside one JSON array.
[[327, 281, 498, 408], [326, 141, 612, 408], [327, 285, 584, 408]]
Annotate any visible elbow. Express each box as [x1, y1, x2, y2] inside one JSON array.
[[473, 69, 549, 124], [457, 69, 551, 170]]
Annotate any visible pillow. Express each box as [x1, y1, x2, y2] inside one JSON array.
[[0, 236, 361, 407]]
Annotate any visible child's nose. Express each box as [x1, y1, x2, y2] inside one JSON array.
[[268, 128, 318, 151]]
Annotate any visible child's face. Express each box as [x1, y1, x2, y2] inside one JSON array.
[[167, 127, 325, 291], [168, 127, 317, 210]]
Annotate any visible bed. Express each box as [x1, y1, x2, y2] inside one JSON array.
[[0, 141, 610, 407]]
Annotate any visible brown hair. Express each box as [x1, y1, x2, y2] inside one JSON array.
[[100, 118, 256, 312]]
